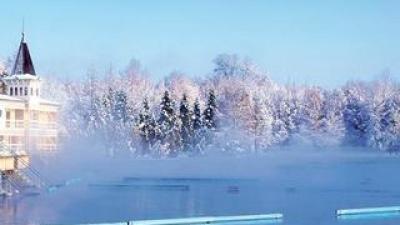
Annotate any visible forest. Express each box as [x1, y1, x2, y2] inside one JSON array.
[[4, 54, 399, 156]]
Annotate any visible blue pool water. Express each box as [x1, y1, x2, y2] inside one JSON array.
[[1, 150, 400, 225]]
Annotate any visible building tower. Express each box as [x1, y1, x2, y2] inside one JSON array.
[[0, 33, 58, 152], [4, 33, 41, 99]]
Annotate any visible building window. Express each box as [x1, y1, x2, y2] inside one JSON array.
[[10, 87, 13, 96], [31, 110, 39, 120], [0, 110, 2, 117], [48, 112, 57, 121], [5, 111, 10, 128], [20, 87, 23, 96], [36, 88, 39, 96], [10, 136, 23, 144], [15, 109, 24, 120], [24, 87, 28, 96], [15, 87, 18, 96], [31, 88, 33, 95]]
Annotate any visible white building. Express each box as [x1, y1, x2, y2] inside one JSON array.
[[0, 33, 58, 152]]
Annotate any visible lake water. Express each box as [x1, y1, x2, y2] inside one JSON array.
[[1, 149, 400, 225]]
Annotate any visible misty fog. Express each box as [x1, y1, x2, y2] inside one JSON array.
[[0, 138, 395, 225]]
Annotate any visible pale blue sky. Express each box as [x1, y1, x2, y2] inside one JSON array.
[[0, 0, 399, 86]]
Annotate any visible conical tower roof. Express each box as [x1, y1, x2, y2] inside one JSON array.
[[11, 33, 36, 75]]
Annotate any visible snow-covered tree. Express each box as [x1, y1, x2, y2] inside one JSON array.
[[193, 99, 202, 131], [164, 71, 200, 103], [271, 88, 300, 144], [114, 90, 132, 123], [250, 96, 274, 151], [318, 89, 346, 146], [138, 98, 158, 154], [191, 98, 205, 152], [370, 94, 400, 151], [37, 53, 400, 155], [158, 91, 180, 155], [342, 89, 371, 146], [179, 94, 192, 151], [203, 90, 217, 129]]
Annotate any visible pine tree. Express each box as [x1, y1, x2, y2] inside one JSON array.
[[158, 91, 179, 155], [370, 96, 400, 151], [179, 94, 192, 151], [251, 96, 273, 151], [343, 91, 371, 146], [139, 98, 157, 154], [87, 95, 103, 134], [193, 98, 202, 130], [203, 90, 217, 129], [191, 98, 204, 153], [159, 91, 174, 128], [114, 90, 130, 123]]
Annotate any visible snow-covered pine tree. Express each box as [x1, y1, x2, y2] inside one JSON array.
[[138, 98, 157, 154], [191, 98, 204, 153], [193, 98, 202, 130], [87, 95, 104, 133], [318, 89, 346, 146], [370, 95, 400, 151], [343, 90, 371, 146], [271, 93, 290, 144], [271, 89, 300, 145], [179, 94, 192, 151], [114, 90, 131, 123], [251, 96, 273, 151], [203, 90, 217, 129], [158, 91, 180, 155]]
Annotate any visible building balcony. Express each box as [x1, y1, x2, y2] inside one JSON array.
[[8, 144, 25, 152], [36, 144, 57, 151], [4, 120, 57, 130], [29, 121, 57, 130], [5, 120, 25, 129]]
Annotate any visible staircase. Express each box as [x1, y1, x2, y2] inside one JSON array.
[[0, 144, 47, 196]]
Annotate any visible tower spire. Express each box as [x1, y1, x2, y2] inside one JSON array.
[[11, 27, 36, 76], [21, 18, 25, 42]]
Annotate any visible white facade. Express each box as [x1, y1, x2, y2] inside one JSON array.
[[0, 35, 58, 152]]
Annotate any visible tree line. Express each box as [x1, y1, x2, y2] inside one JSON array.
[[37, 54, 400, 156]]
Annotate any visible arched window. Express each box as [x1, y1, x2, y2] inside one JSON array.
[[20, 87, 23, 96], [24, 87, 28, 96], [15, 87, 18, 96], [10, 87, 13, 96]]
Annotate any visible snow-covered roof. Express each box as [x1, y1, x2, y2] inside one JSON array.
[[2, 74, 39, 80], [0, 95, 58, 106], [0, 94, 23, 101], [36, 98, 60, 106]]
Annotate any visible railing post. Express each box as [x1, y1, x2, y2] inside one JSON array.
[[0, 172, 4, 193]]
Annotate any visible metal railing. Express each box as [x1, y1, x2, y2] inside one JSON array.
[[5, 120, 24, 129], [37, 144, 57, 151], [29, 121, 57, 129], [4, 120, 57, 130]]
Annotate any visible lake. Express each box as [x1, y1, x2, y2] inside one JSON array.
[[1, 148, 400, 225]]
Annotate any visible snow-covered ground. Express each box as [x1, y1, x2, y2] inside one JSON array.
[[1, 148, 400, 225]]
